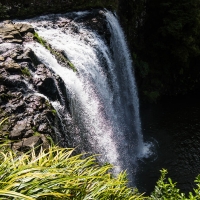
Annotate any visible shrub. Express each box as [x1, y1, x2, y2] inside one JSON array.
[[0, 144, 143, 199], [150, 169, 200, 200]]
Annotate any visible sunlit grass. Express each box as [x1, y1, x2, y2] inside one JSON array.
[[0, 143, 143, 199]]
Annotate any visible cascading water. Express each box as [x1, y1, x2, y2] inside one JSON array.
[[21, 10, 144, 185]]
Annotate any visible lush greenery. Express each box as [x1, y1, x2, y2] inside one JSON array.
[[0, 3, 8, 19], [1, 143, 200, 199], [0, 0, 118, 20], [150, 169, 200, 200], [0, 144, 142, 199], [119, 0, 200, 102]]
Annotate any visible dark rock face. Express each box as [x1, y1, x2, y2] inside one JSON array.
[[33, 64, 59, 101], [0, 20, 69, 152]]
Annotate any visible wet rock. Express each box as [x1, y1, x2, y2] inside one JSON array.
[[40, 134, 50, 149], [7, 99, 25, 113], [9, 119, 28, 139], [24, 32, 34, 42], [9, 48, 23, 60], [2, 75, 27, 90], [0, 22, 34, 44], [37, 77, 58, 100], [13, 23, 23, 31], [33, 64, 59, 101], [4, 61, 21, 73], [0, 85, 7, 93], [38, 123, 49, 133], [16, 48, 39, 65], [12, 136, 43, 152], [0, 43, 22, 54], [0, 55, 5, 61], [0, 23, 23, 44], [15, 23, 34, 34], [3, 20, 13, 25], [24, 129, 34, 138], [0, 20, 69, 153]]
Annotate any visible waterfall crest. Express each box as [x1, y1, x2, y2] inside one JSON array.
[[22, 10, 143, 184]]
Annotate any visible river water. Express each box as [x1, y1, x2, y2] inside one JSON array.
[[136, 95, 200, 195]]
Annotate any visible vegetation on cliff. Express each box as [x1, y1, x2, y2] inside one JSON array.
[[119, 0, 200, 102], [0, 1, 118, 20]]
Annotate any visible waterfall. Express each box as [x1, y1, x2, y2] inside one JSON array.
[[21, 10, 144, 185]]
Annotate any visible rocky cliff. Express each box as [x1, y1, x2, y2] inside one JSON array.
[[0, 20, 70, 152]]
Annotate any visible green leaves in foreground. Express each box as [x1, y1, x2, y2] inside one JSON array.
[[150, 169, 200, 200], [0, 145, 142, 200]]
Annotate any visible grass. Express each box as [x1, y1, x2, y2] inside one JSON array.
[[0, 119, 142, 199], [0, 118, 8, 127], [0, 145, 143, 200]]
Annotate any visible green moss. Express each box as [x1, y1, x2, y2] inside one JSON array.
[[34, 32, 77, 72], [45, 100, 51, 109], [33, 32, 47, 47], [67, 60, 77, 72], [21, 67, 31, 77], [32, 126, 37, 132], [51, 109, 57, 115], [33, 131, 41, 136]]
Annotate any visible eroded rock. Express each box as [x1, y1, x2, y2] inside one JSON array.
[[0, 20, 69, 153], [0, 21, 34, 44], [12, 135, 43, 152]]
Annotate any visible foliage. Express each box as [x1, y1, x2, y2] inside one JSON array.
[[0, 117, 10, 144], [0, 118, 8, 127], [0, 1, 118, 20], [0, 144, 143, 199], [1, 119, 200, 199], [119, 0, 200, 102], [149, 169, 200, 200], [150, 169, 182, 199], [0, 3, 9, 19]]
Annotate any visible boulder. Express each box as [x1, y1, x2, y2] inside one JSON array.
[[33, 64, 59, 101], [4, 61, 21, 73], [16, 48, 39, 65], [0, 22, 34, 44], [9, 119, 28, 139], [38, 123, 49, 133], [12, 136, 43, 152], [0, 55, 5, 61], [14, 23, 34, 34]]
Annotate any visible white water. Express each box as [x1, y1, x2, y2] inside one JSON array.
[[22, 10, 144, 184]]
